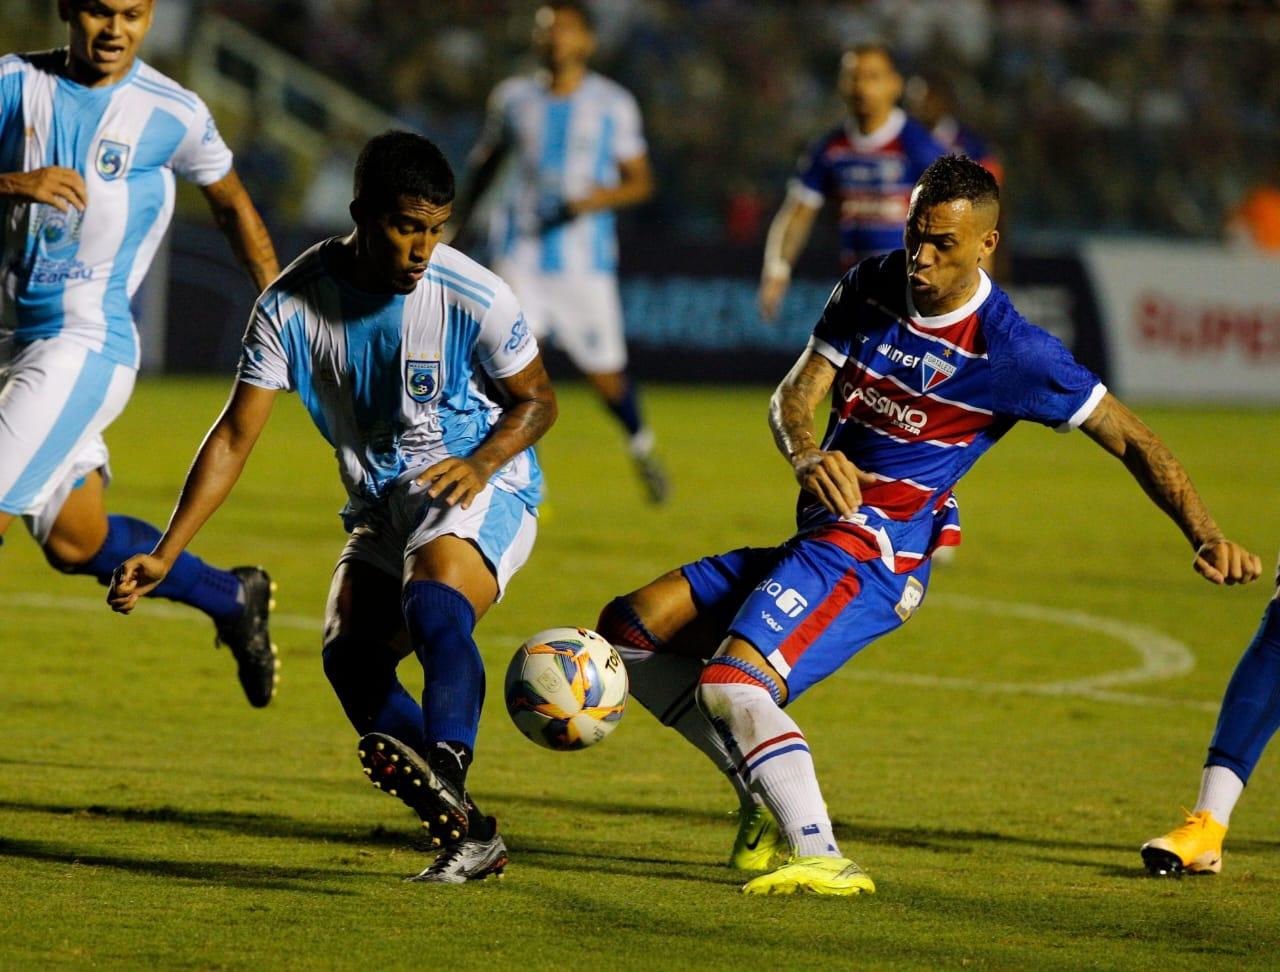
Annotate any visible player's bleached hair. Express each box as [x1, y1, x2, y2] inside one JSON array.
[[845, 41, 897, 69], [912, 154, 999, 212], [540, 0, 594, 30], [353, 130, 454, 212]]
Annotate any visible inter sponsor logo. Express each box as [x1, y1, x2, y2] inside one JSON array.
[[876, 341, 921, 368]]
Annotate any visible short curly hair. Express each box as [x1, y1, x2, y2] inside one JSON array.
[[912, 155, 999, 212]]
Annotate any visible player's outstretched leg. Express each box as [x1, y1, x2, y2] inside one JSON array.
[[51, 495, 278, 707], [597, 593, 783, 870], [696, 654, 874, 896], [592, 372, 668, 504], [1143, 596, 1280, 876], [357, 732, 471, 849]]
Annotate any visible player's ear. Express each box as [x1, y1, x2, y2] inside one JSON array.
[[982, 228, 1000, 260]]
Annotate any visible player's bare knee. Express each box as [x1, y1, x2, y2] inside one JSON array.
[[42, 532, 105, 574]]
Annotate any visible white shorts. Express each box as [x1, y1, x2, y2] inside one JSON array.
[[0, 338, 134, 543], [495, 262, 627, 374], [337, 478, 538, 601]]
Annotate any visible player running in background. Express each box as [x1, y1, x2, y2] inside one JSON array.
[[1142, 552, 1280, 877], [0, 0, 281, 706], [109, 132, 557, 884], [598, 156, 1261, 896], [456, 0, 667, 503], [758, 43, 945, 322]]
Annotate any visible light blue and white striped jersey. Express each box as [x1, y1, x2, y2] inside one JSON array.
[[480, 71, 646, 276], [238, 240, 543, 525], [0, 50, 232, 368]]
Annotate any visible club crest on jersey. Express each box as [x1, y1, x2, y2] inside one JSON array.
[[921, 352, 956, 391], [406, 360, 440, 403], [95, 139, 130, 181]]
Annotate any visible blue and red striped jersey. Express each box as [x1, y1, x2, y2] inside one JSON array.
[[789, 109, 945, 268], [799, 250, 1105, 571]]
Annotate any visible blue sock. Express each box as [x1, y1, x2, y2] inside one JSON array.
[[403, 580, 484, 751], [77, 515, 244, 623], [322, 633, 426, 751], [1206, 600, 1280, 782], [604, 378, 644, 439]]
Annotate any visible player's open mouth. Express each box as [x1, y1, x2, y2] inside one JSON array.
[[93, 43, 127, 60]]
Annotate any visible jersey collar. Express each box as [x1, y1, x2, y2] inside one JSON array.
[[846, 107, 907, 152], [906, 269, 992, 329]]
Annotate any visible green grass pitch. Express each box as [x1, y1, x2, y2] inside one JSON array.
[[1, 378, 1279, 969]]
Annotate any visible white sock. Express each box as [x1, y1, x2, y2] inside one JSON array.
[[614, 643, 756, 809], [697, 679, 840, 859], [1194, 765, 1244, 826], [628, 427, 655, 459]]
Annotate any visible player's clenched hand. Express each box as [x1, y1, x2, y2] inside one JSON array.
[[0, 167, 88, 212], [1193, 540, 1263, 587], [758, 276, 789, 323], [107, 554, 171, 614], [792, 448, 875, 519], [416, 457, 489, 509]]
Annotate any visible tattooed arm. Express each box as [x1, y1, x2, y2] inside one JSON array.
[[769, 347, 875, 518], [416, 354, 557, 510], [201, 170, 280, 293], [1081, 392, 1262, 586]]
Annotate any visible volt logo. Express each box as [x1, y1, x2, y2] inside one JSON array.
[[755, 578, 809, 618]]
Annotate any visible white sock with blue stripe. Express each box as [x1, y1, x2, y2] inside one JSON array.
[[697, 680, 840, 859]]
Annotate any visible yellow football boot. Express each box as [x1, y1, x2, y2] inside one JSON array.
[[1141, 809, 1227, 877], [741, 856, 876, 896], [729, 805, 785, 871]]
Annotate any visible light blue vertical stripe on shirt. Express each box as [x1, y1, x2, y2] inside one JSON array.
[[439, 303, 483, 457], [15, 79, 111, 336], [0, 63, 25, 269], [538, 98, 572, 273], [279, 308, 331, 442], [0, 349, 116, 512], [340, 288, 407, 498], [591, 113, 615, 271], [102, 106, 186, 365]]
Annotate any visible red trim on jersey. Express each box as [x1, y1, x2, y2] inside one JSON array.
[[775, 566, 863, 670], [906, 311, 987, 356], [860, 478, 935, 518], [808, 522, 882, 561]]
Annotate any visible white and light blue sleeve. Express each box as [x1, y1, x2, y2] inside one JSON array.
[[170, 94, 234, 186], [237, 303, 293, 391], [475, 281, 538, 380]]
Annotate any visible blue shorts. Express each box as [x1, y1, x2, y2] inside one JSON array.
[[681, 535, 931, 701]]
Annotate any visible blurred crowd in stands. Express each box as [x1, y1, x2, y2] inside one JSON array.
[[6, 0, 1279, 252]]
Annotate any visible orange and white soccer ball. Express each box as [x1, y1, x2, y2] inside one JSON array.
[[504, 627, 628, 750]]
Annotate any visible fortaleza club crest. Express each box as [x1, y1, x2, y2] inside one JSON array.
[[95, 139, 130, 181], [406, 359, 441, 403], [921, 351, 956, 391]]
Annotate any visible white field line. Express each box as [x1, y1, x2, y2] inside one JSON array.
[[1, 591, 1219, 712], [838, 592, 1217, 712]]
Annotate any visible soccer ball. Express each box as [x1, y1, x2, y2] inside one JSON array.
[[504, 627, 628, 751]]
